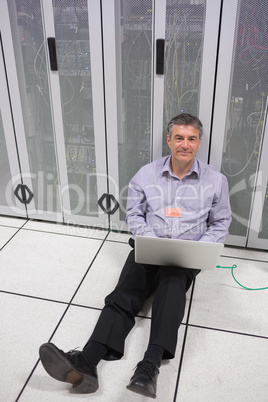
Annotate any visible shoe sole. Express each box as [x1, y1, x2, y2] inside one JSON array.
[[39, 343, 98, 393], [126, 384, 156, 399]]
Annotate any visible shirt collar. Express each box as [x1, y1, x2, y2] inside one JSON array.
[[161, 155, 200, 178]]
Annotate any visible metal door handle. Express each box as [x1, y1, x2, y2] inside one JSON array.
[[47, 37, 58, 71], [14, 184, 34, 205], [98, 193, 119, 215], [156, 39, 165, 75]]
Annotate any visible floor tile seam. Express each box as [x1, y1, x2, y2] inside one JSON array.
[[106, 239, 130, 244], [0, 219, 29, 251], [0, 289, 69, 305], [69, 303, 190, 329], [15, 359, 40, 402], [221, 254, 268, 264], [27, 218, 109, 231], [173, 278, 197, 402], [187, 323, 268, 340], [69, 302, 103, 312], [65, 233, 110, 306], [0, 224, 26, 229], [0, 217, 28, 226], [70, 302, 154, 321], [0, 290, 159, 323], [20, 226, 108, 241], [109, 230, 130, 235]]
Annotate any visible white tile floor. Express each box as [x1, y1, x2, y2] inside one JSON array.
[[0, 216, 267, 402]]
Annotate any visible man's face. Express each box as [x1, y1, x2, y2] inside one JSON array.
[[167, 124, 202, 168]]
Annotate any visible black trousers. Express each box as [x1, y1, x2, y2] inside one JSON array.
[[86, 249, 200, 361]]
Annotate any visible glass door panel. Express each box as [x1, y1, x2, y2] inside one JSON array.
[[162, 0, 207, 150], [6, 0, 62, 219], [115, 0, 153, 221], [220, 0, 267, 239], [259, 185, 268, 240], [160, 0, 221, 162], [0, 108, 26, 217], [259, 183, 268, 240], [247, 120, 268, 249], [210, 0, 268, 246], [51, 0, 101, 219], [0, 112, 12, 209], [0, 36, 27, 217]]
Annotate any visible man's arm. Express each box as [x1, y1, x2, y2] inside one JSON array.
[[199, 175, 232, 243], [126, 175, 157, 238]]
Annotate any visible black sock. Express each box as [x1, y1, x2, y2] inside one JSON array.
[[81, 341, 109, 366], [143, 344, 164, 368]]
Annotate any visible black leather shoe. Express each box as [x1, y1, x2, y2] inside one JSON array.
[[39, 343, 98, 393], [126, 359, 159, 399]]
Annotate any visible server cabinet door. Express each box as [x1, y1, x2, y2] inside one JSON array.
[[102, 0, 154, 232], [210, 0, 268, 247], [2, 0, 63, 221], [0, 44, 27, 218], [2, 0, 108, 228], [41, 0, 108, 227]]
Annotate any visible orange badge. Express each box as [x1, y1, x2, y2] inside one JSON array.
[[165, 207, 182, 217]]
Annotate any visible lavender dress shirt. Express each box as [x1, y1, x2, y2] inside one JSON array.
[[126, 156, 231, 243]]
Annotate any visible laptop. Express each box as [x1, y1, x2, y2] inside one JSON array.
[[135, 236, 224, 270]]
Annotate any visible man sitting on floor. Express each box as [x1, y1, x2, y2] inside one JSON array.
[[39, 113, 231, 398]]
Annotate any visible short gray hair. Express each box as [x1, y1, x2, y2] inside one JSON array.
[[167, 113, 203, 139]]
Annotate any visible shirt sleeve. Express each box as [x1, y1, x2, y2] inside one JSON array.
[[199, 174, 232, 243], [126, 172, 157, 238]]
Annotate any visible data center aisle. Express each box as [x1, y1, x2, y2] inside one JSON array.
[[0, 216, 267, 402]]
